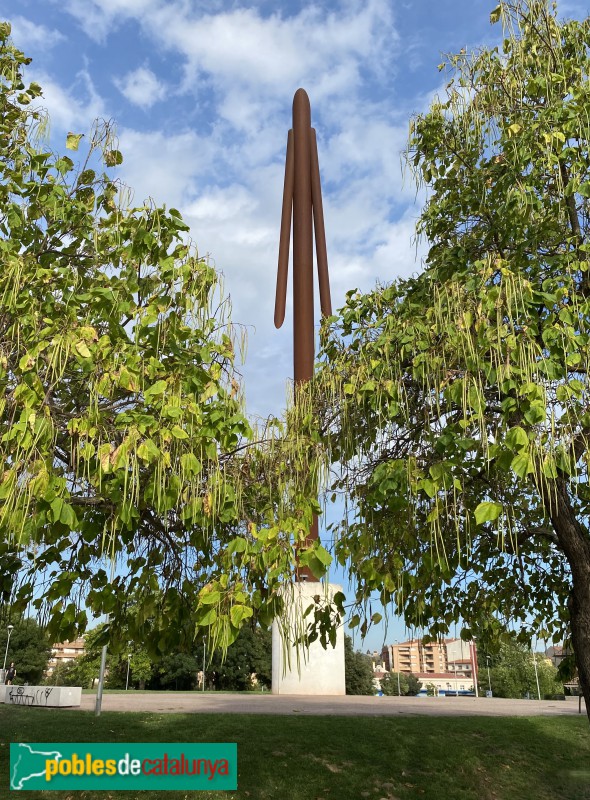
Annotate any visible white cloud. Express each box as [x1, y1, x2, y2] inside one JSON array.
[[148, 0, 397, 102], [114, 66, 166, 109], [57, 0, 156, 43], [7, 15, 65, 49], [116, 128, 218, 209], [30, 69, 107, 134], [59, 0, 398, 106]]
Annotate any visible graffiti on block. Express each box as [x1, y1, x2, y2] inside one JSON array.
[[7, 686, 54, 707]]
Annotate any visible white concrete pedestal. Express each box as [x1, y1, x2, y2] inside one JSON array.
[[0, 685, 81, 706], [272, 582, 345, 695]]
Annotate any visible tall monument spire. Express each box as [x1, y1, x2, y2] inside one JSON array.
[[274, 88, 332, 581]]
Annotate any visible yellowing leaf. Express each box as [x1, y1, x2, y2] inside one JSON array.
[[98, 443, 113, 473], [66, 132, 83, 151], [104, 149, 123, 167], [75, 340, 91, 358]]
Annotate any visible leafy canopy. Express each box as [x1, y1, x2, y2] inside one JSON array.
[[485, 638, 563, 698], [0, 25, 330, 656], [344, 636, 376, 695], [313, 0, 590, 651]]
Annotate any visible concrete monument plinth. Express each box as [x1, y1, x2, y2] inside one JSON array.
[[272, 582, 345, 695], [0, 685, 81, 706]]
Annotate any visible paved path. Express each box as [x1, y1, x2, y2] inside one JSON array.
[[78, 692, 587, 717]]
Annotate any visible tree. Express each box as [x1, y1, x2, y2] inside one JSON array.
[[380, 671, 422, 696], [129, 650, 154, 690], [156, 653, 198, 691], [54, 658, 96, 688], [0, 619, 51, 683], [485, 638, 563, 698], [380, 671, 409, 696], [344, 636, 375, 695], [405, 673, 422, 696], [0, 25, 326, 657], [212, 625, 272, 691], [312, 1, 590, 720]]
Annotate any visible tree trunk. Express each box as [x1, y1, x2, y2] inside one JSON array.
[[545, 478, 590, 723]]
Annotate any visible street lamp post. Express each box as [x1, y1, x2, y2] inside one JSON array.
[[202, 637, 206, 693], [2, 624, 14, 682], [396, 671, 401, 697], [470, 640, 479, 697], [532, 648, 541, 700], [486, 655, 492, 695], [126, 653, 131, 691]]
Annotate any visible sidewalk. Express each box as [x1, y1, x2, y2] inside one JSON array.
[[78, 692, 587, 717]]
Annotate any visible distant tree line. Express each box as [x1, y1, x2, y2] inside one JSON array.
[[55, 624, 272, 691], [0, 619, 271, 691]]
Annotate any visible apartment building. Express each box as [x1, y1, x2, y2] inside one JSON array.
[[381, 637, 478, 692], [46, 637, 86, 676], [382, 639, 446, 674]]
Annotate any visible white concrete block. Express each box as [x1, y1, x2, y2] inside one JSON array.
[[0, 685, 82, 706], [272, 582, 345, 695]]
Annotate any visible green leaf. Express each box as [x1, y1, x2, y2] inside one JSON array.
[[227, 537, 248, 555], [420, 478, 437, 498], [200, 590, 221, 605], [315, 545, 332, 567], [505, 426, 528, 451], [230, 604, 253, 627], [511, 452, 533, 479], [474, 501, 502, 525], [542, 456, 558, 479], [50, 497, 64, 523], [137, 439, 160, 463], [180, 452, 201, 475], [524, 401, 545, 425], [197, 608, 217, 627], [60, 502, 77, 528], [171, 425, 189, 440], [144, 380, 167, 402]]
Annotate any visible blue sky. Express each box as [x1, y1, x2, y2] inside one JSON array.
[[4, 0, 587, 652]]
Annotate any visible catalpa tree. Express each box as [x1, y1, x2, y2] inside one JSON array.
[[0, 25, 330, 655], [312, 1, 590, 717]]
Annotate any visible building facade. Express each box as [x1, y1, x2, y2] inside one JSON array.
[[46, 637, 86, 677], [381, 637, 478, 694]]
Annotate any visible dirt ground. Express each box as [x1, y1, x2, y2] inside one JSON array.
[[78, 692, 587, 717]]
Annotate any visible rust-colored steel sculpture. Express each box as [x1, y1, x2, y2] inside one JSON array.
[[275, 88, 332, 582]]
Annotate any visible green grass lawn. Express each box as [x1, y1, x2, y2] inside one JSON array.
[[1, 707, 589, 800]]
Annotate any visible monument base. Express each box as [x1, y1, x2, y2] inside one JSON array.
[[0, 685, 82, 706], [272, 582, 345, 695]]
